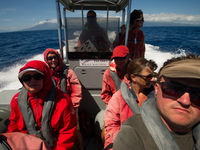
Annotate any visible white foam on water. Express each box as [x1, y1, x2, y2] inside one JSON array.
[[145, 44, 186, 72], [0, 30, 186, 93]]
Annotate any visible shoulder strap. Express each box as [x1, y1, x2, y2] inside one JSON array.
[[60, 64, 69, 93], [141, 98, 181, 150], [109, 70, 121, 91], [120, 80, 140, 114], [18, 85, 56, 147], [0, 135, 12, 150]]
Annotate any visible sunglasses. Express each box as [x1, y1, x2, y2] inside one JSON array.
[[134, 73, 155, 80], [47, 55, 58, 61], [159, 81, 200, 107], [22, 73, 44, 82], [136, 17, 144, 22]]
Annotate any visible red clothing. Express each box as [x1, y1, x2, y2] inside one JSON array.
[[8, 60, 77, 150], [104, 78, 133, 149], [121, 28, 145, 58], [101, 62, 124, 106], [1, 132, 50, 150], [44, 48, 82, 109]]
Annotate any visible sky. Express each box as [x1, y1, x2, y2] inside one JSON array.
[[0, 0, 200, 32]]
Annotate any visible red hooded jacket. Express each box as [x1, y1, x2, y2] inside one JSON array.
[[43, 48, 82, 109], [7, 60, 77, 150]]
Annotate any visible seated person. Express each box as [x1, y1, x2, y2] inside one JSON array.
[[7, 60, 77, 150], [104, 58, 157, 150], [77, 10, 111, 52], [113, 54, 200, 150]]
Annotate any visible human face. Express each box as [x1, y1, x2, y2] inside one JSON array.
[[133, 66, 154, 89], [135, 14, 144, 28], [22, 71, 44, 94], [155, 78, 200, 132], [114, 56, 129, 71], [47, 53, 58, 69], [121, 26, 126, 34]]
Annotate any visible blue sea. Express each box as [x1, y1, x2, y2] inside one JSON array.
[[0, 26, 200, 91]]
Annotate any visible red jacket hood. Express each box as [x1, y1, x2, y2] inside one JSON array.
[[43, 48, 63, 72], [19, 60, 53, 97]]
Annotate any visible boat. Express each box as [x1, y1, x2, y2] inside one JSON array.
[[0, 0, 132, 149]]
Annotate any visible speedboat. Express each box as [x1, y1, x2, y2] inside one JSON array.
[[0, 0, 132, 149]]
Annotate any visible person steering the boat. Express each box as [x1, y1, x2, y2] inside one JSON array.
[[77, 10, 111, 52], [7, 60, 77, 149]]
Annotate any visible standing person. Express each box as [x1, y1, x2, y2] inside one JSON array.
[[101, 45, 130, 106], [7, 60, 77, 150], [113, 54, 200, 150], [104, 58, 157, 150], [43, 48, 83, 150], [121, 9, 145, 58], [77, 10, 110, 52]]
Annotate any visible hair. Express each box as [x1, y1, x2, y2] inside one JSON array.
[[87, 10, 96, 17], [157, 53, 200, 81], [130, 9, 143, 25], [126, 58, 157, 80]]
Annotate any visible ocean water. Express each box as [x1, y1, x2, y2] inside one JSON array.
[[0, 26, 200, 92]]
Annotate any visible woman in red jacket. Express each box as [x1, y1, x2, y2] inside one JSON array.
[[7, 60, 77, 150], [43, 48, 82, 109], [104, 58, 157, 150]]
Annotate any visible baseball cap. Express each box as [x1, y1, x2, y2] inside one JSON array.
[[111, 45, 129, 60]]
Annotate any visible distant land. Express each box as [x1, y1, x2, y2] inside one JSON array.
[[0, 18, 199, 33], [23, 21, 200, 32]]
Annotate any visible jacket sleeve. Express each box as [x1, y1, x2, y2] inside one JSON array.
[[7, 94, 20, 132], [101, 69, 115, 106], [104, 91, 121, 148], [67, 69, 82, 109], [55, 96, 77, 150]]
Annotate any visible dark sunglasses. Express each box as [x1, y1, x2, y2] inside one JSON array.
[[134, 73, 156, 80], [47, 55, 58, 61], [159, 81, 200, 107], [136, 17, 144, 22], [22, 73, 44, 82]]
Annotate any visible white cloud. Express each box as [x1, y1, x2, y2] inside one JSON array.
[[33, 19, 57, 26], [95, 12, 200, 25], [144, 13, 200, 25]]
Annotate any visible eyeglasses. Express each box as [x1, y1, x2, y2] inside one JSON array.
[[136, 17, 144, 22], [47, 56, 58, 61], [134, 73, 155, 80], [22, 73, 44, 82], [159, 81, 200, 107]]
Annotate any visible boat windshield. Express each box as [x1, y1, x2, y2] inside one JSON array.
[[67, 17, 119, 59]]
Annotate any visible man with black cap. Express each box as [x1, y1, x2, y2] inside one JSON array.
[[77, 10, 110, 52], [113, 54, 200, 150]]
